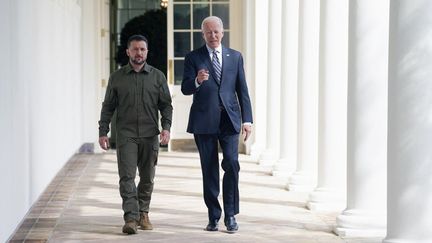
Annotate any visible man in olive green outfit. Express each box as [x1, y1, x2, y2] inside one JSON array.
[[98, 35, 173, 234]]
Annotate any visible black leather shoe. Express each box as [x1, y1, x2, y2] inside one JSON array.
[[205, 219, 219, 231], [224, 216, 238, 233]]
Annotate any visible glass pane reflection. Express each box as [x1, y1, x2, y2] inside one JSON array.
[[212, 4, 229, 29], [221, 31, 229, 47], [130, 0, 159, 9], [193, 4, 209, 29], [117, 9, 129, 32], [174, 60, 185, 85], [174, 32, 191, 57], [118, 0, 129, 9], [193, 32, 205, 49], [174, 4, 191, 29]]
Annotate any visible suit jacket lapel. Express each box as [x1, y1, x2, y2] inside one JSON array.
[[198, 46, 220, 85], [221, 46, 230, 86]]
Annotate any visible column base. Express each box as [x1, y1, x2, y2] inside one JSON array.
[[306, 187, 345, 212], [259, 148, 278, 166], [334, 209, 386, 238], [272, 158, 295, 178], [249, 143, 265, 161], [286, 170, 316, 192], [382, 239, 432, 243]]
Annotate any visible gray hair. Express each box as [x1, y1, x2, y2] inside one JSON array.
[[201, 16, 224, 32]]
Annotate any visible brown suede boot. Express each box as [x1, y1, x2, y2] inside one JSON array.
[[139, 212, 153, 230], [122, 219, 138, 234]]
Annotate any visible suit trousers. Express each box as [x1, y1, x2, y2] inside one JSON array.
[[116, 136, 159, 222], [194, 110, 240, 221]]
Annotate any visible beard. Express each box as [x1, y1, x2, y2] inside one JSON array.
[[130, 56, 145, 65]]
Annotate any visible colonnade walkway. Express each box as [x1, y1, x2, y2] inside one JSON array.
[[9, 151, 382, 243]]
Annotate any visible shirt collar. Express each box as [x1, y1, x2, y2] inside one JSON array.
[[124, 62, 151, 73], [206, 44, 222, 54]]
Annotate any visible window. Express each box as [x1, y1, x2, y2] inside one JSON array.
[[110, 0, 161, 72], [172, 0, 229, 85]]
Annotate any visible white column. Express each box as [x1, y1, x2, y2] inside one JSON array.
[[287, 0, 320, 191], [259, 0, 282, 166], [383, 1, 432, 242], [335, 0, 388, 237], [272, 0, 299, 178], [242, 0, 255, 154], [307, 0, 348, 212], [249, 0, 268, 160]]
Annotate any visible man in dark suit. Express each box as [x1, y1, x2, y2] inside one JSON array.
[[181, 16, 253, 233]]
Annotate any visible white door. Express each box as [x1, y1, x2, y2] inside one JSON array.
[[167, 0, 231, 149]]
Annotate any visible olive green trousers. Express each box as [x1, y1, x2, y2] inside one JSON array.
[[116, 136, 159, 221]]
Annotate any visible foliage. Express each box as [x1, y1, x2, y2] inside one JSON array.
[[117, 9, 167, 75]]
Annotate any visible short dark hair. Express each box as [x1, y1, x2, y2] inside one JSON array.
[[127, 34, 148, 48]]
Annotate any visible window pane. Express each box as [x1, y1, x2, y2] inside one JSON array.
[[193, 31, 205, 49], [118, 0, 129, 9], [174, 60, 185, 85], [130, 0, 159, 9], [222, 31, 229, 47], [193, 4, 209, 29], [174, 4, 191, 29], [174, 32, 191, 57], [117, 9, 129, 32], [130, 10, 145, 19], [212, 4, 229, 29]]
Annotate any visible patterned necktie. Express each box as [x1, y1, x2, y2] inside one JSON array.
[[212, 50, 221, 82]]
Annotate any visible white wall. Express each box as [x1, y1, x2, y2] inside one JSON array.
[[81, 0, 110, 146], [0, 0, 88, 241], [0, 0, 31, 241]]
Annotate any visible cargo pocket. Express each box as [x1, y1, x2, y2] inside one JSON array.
[[152, 143, 159, 165]]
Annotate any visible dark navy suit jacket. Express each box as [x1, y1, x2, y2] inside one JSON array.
[[181, 45, 253, 134]]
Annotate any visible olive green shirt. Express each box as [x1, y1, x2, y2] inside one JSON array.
[[98, 63, 173, 139]]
